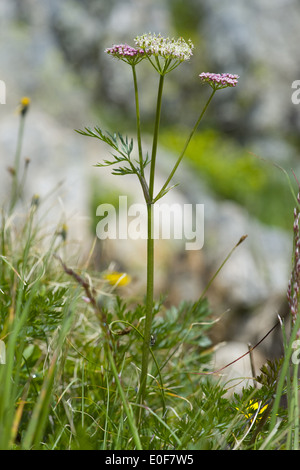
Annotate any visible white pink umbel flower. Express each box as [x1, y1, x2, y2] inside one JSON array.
[[134, 33, 194, 61], [105, 44, 146, 65], [199, 72, 239, 90], [134, 33, 194, 74]]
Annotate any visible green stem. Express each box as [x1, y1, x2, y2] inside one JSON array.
[[154, 89, 216, 203], [132, 65, 144, 177], [149, 74, 165, 199], [110, 319, 166, 413], [138, 203, 154, 409], [137, 74, 165, 411], [10, 114, 26, 213]]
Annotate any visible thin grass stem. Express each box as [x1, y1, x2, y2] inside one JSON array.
[[10, 114, 26, 213]]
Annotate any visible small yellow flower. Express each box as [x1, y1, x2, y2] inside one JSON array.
[[236, 399, 269, 422], [18, 96, 31, 116], [104, 271, 131, 287]]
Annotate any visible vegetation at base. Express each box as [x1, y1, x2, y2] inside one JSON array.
[[0, 199, 298, 449]]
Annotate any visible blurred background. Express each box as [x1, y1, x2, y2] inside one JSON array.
[[1, 0, 300, 368]]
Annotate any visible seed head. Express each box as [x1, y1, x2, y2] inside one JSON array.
[[287, 193, 300, 336]]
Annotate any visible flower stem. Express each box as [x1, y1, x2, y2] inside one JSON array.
[[138, 74, 165, 410], [138, 203, 154, 409], [149, 74, 165, 199], [154, 89, 216, 203], [132, 64, 144, 177]]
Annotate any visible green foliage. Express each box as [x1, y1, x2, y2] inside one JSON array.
[[151, 299, 212, 361], [102, 295, 213, 397], [24, 284, 71, 340], [256, 357, 283, 390], [75, 126, 149, 177]]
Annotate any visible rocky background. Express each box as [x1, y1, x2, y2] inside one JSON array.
[[1, 0, 300, 380]]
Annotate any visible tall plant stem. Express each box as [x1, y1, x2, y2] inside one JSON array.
[[138, 203, 154, 409], [138, 74, 164, 409], [154, 89, 216, 203], [132, 64, 144, 177]]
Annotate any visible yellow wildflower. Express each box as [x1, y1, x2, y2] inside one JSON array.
[[236, 399, 269, 422], [104, 271, 131, 287], [18, 96, 31, 116]]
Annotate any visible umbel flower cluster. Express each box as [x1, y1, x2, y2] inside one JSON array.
[[105, 44, 145, 65], [105, 34, 193, 62], [105, 33, 239, 88], [199, 72, 239, 90], [105, 33, 194, 74], [134, 33, 194, 61]]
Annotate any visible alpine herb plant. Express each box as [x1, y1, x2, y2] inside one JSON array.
[[76, 33, 239, 418]]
